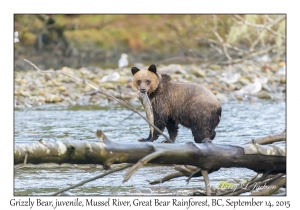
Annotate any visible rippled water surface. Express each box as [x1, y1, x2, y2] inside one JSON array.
[[14, 100, 286, 195]]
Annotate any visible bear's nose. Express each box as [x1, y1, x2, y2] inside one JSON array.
[[140, 88, 146, 93]]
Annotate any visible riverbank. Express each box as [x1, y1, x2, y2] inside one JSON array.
[[14, 61, 286, 109]]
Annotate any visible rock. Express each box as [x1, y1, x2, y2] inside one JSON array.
[[100, 72, 120, 82], [257, 91, 272, 99], [90, 96, 100, 103], [79, 67, 91, 75], [37, 96, 45, 103], [14, 60, 285, 107], [262, 84, 272, 92], [84, 85, 92, 92], [52, 96, 63, 103], [227, 83, 236, 91], [20, 91, 31, 97], [119, 69, 129, 76], [280, 77, 286, 84], [100, 82, 117, 90], [212, 81, 222, 88], [18, 79, 28, 84], [271, 65, 278, 71], [170, 73, 184, 81], [279, 61, 286, 67], [45, 95, 63, 103], [57, 86, 67, 91], [273, 95, 283, 101], [92, 77, 100, 84], [204, 77, 213, 83], [192, 68, 206, 77], [160, 64, 187, 74], [184, 74, 196, 81], [209, 64, 222, 70], [215, 93, 228, 103], [52, 79, 62, 86], [116, 76, 128, 84], [238, 77, 251, 85], [61, 67, 74, 76], [38, 90, 47, 96], [24, 103, 32, 108], [247, 66, 254, 72], [235, 94, 244, 101]]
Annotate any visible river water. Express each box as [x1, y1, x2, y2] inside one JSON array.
[[14, 100, 286, 196]]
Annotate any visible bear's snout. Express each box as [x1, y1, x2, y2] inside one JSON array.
[[140, 88, 146, 93]]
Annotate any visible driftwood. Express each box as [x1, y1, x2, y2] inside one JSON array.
[[50, 163, 134, 196], [245, 131, 286, 145], [14, 130, 285, 173]]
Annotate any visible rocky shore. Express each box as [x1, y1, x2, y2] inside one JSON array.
[[14, 61, 286, 109]]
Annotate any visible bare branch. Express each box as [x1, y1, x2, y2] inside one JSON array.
[[149, 172, 184, 185], [201, 170, 211, 195], [233, 15, 285, 39], [246, 132, 286, 145], [123, 150, 166, 183], [216, 45, 281, 65], [51, 163, 133, 196], [212, 15, 232, 61]]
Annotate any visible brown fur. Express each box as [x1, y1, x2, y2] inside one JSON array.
[[132, 64, 222, 143]]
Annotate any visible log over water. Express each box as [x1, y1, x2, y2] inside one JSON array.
[[14, 131, 286, 175]]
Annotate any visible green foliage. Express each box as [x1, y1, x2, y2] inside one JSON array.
[[14, 14, 285, 57], [218, 180, 235, 189]]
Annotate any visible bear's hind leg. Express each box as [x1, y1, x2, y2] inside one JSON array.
[[191, 126, 212, 143]]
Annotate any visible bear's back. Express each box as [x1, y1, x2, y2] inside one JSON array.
[[150, 74, 221, 121], [158, 75, 219, 107]]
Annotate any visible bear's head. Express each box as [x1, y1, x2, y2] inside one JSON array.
[[131, 64, 160, 94]]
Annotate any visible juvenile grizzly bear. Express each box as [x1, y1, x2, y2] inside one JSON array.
[[132, 64, 222, 143]]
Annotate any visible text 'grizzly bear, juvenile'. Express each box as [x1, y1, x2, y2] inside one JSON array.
[[132, 64, 222, 143]]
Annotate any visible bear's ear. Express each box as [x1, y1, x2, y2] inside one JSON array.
[[148, 64, 157, 74], [131, 67, 140, 75]]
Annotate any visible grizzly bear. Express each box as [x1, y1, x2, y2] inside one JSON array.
[[131, 64, 222, 143]]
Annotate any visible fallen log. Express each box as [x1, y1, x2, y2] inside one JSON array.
[[245, 134, 286, 145], [14, 131, 286, 177]]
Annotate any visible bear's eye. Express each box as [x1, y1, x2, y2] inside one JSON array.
[[137, 80, 141, 85], [146, 80, 151, 85]]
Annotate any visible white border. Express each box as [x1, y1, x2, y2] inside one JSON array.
[[2, 0, 298, 209]]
